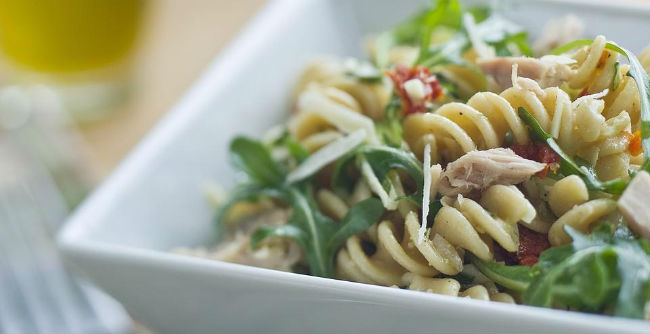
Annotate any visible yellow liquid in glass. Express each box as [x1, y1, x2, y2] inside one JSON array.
[[0, 0, 145, 73]]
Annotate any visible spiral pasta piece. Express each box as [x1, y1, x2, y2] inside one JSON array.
[[294, 59, 390, 120], [403, 90, 533, 162], [547, 175, 589, 217], [434, 185, 536, 258], [341, 185, 537, 287], [565, 36, 642, 131], [546, 175, 618, 246], [548, 198, 618, 246], [571, 96, 632, 180], [567, 35, 616, 93], [289, 59, 390, 151], [291, 85, 382, 150], [533, 80, 634, 181], [404, 65, 578, 163], [337, 175, 463, 278], [337, 172, 462, 280], [330, 173, 446, 283], [404, 273, 515, 303], [405, 63, 633, 180]]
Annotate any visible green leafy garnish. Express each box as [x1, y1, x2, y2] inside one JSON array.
[[343, 59, 383, 83], [416, 0, 459, 64], [472, 223, 650, 319], [550, 39, 650, 172], [527, 224, 650, 318], [230, 137, 285, 186], [468, 254, 533, 292], [332, 145, 424, 204], [518, 107, 628, 195], [374, 0, 462, 68], [213, 184, 279, 242], [282, 136, 310, 163], [250, 187, 384, 277], [418, 15, 530, 68], [548, 39, 626, 57], [218, 136, 385, 277], [490, 31, 533, 57]]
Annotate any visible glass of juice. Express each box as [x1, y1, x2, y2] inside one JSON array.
[[0, 0, 146, 121]]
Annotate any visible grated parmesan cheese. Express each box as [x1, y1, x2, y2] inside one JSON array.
[[418, 144, 432, 244], [286, 129, 366, 184], [360, 158, 398, 210], [404, 78, 426, 103]]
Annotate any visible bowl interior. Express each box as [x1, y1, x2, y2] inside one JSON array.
[[58, 0, 650, 333], [64, 0, 649, 253]]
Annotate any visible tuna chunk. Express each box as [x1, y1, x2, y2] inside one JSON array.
[[478, 56, 573, 91], [439, 148, 546, 196], [618, 171, 650, 240]]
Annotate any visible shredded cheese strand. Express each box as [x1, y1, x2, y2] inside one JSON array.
[[287, 129, 366, 183], [511, 63, 520, 90], [572, 88, 610, 107], [464, 13, 495, 60], [419, 144, 432, 244], [360, 158, 398, 210]]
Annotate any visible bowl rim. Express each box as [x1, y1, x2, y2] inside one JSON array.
[[58, 0, 650, 330], [60, 238, 650, 329]]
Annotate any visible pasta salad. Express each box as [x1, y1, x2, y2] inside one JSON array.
[[178, 0, 650, 319]]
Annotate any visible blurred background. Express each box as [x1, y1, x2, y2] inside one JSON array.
[[0, 0, 264, 332]]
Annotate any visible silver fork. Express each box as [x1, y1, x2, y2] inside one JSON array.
[[0, 138, 114, 333], [0, 86, 130, 333]]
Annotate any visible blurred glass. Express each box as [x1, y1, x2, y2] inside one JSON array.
[[0, 0, 147, 122]]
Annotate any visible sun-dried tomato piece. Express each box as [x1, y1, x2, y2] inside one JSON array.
[[627, 130, 643, 156], [509, 142, 560, 178], [386, 65, 443, 115], [517, 225, 551, 266]]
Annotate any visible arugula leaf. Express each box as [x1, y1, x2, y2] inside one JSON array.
[[343, 58, 383, 83], [489, 31, 533, 57], [230, 136, 285, 186], [518, 107, 628, 195], [469, 254, 533, 292], [523, 241, 619, 313], [332, 145, 424, 203], [550, 40, 650, 172], [437, 64, 488, 100], [416, 0, 457, 64], [525, 224, 650, 318], [282, 136, 310, 163], [222, 136, 385, 277], [548, 39, 626, 57], [418, 15, 529, 68], [471, 223, 650, 318], [251, 191, 385, 277], [213, 185, 284, 242], [251, 224, 308, 251], [467, 6, 490, 24], [606, 231, 650, 318], [374, 0, 462, 68]]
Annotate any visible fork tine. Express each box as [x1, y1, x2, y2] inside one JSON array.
[[0, 88, 123, 333], [0, 188, 55, 333], [0, 169, 114, 333], [0, 146, 108, 333], [15, 177, 111, 333], [0, 237, 36, 333]]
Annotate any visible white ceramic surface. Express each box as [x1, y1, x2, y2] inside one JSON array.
[[58, 0, 650, 332]]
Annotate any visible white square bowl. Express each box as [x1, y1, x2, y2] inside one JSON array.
[[58, 0, 650, 332]]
